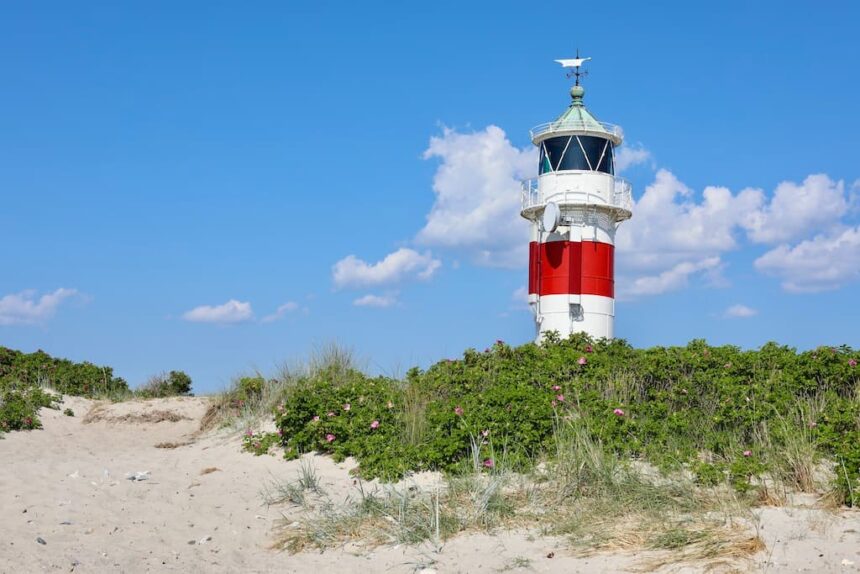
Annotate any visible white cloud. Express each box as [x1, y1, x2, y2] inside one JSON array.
[[182, 299, 253, 324], [261, 301, 300, 323], [620, 257, 721, 298], [754, 226, 860, 292], [743, 174, 848, 244], [615, 144, 651, 173], [0, 288, 79, 326], [353, 293, 398, 308], [416, 126, 536, 267], [724, 304, 758, 318], [615, 169, 859, 296], [616, 169, 764, 274], [332, 248, 440, 289]]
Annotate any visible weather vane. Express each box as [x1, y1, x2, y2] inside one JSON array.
[[554, 49, 591, 86]]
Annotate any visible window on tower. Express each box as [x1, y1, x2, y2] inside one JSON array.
[[538, 135, 614, 175]]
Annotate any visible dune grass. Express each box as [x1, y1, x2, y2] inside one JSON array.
[[272, 416, 764, 569]]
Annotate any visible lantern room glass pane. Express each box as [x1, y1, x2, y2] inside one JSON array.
[[538, 135, 614, 175]]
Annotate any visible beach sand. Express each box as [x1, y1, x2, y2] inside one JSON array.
[[1, 396, 858, 573]]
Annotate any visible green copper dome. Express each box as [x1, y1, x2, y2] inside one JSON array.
[[530, 85, 622, 145]]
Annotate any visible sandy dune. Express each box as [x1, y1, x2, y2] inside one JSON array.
[[1, 396, 859, 573]]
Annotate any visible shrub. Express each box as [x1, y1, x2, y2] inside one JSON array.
[[0, 380, 58, 433], [0, 346, 129, 397], [137, 370, 194, 398], [271, 335, 860, 504], [0, 347, 132, 434]]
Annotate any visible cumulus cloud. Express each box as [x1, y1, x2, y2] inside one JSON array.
[[261, 301, 300, 323], [416, 126, 536, 267], [615, 144, 652, 173], [743, 174, 848, 244], [615, 169, 858, 295], [620, 257, 721, 298], [353, 293, 398, 308], [724, 304, 758, 318], [332, 248, 440, 289], [182, 299, 253, 324], [616, 169, 764, 274], [0, 288, 79, 326], [754, 226, 860, 292]]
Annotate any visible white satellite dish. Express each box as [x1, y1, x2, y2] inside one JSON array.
[[542, 202, 560, 232]]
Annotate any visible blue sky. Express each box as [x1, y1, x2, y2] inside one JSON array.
[[2, 1, 859, 392]]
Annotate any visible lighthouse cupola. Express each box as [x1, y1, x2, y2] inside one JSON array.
[[521, 56, 633, 342]]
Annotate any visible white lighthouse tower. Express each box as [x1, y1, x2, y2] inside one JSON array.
[[521, 56, 633, 341]]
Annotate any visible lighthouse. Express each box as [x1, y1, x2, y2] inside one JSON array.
[[521, 56, 633, 341]]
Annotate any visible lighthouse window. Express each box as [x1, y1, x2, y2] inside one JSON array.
[[539, 136, 614, 175]]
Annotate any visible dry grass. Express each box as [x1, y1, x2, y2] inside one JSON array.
[[83, 406, 190, 424], [635, 529, 765, 572], [154, 440, 193, 449]]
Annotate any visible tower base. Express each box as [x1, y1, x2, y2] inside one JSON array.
[[532, 294, 614, 342]]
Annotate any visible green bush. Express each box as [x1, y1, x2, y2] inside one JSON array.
[[0, 347, 192, 435], [272, 336, 860, 504], [137, 370, 194, 398], [0, 346, 129, 397], [0, 380, 58, 433], [0, 347, 132, 435]]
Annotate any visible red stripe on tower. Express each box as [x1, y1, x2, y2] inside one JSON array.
[[527, 241, 614, 298]]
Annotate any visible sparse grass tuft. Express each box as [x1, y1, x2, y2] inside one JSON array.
[[261, 458, 326, 508]]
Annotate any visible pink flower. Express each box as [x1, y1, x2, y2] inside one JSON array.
[[454, 406, 464, 416], [556, 394, 565, 402], [327, 411, 335, 417], [483, 458, 494, 468], [577, 357, 587, 365], [312, 415, 320, 422], [325, 433, 336, 443], [245, 429, 253, 437], [849, 359, 858, 367], [277, 429, 283, 435], [370, 420, 380, 429], [496, 339, 505, 346], [585, 345, 593, 353], [343, 403, 351, 411], [613, 408, 625, 416], [552, 385, 561, 391], [551, 400, 557, 408], [743, 450, 752, 457], [387, 400, 394, 409], [481, 429, 490, 437]]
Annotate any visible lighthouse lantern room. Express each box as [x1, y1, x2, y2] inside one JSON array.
[[521, 56, 633, 342]]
